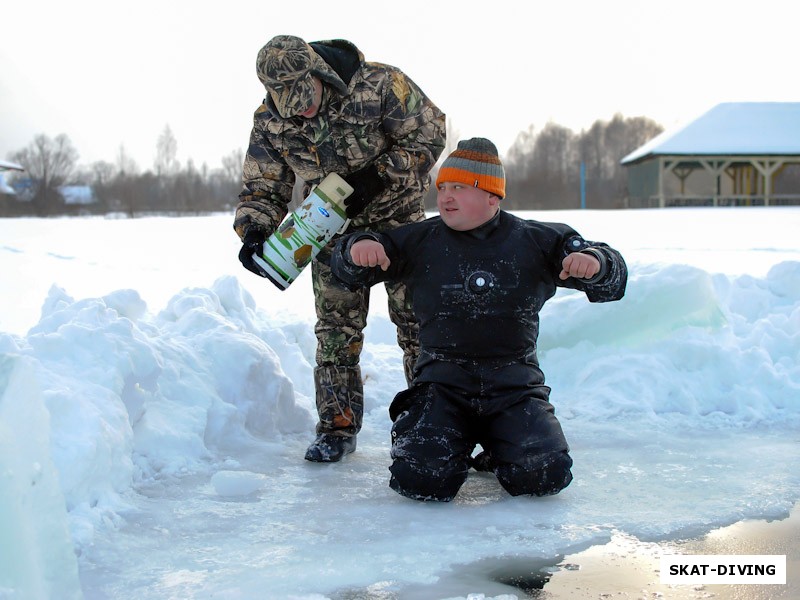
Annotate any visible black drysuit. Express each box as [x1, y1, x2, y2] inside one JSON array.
[[331, 210, 628, 501]]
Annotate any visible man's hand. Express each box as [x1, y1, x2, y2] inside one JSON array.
[[350, 239, 390, 271], [560, 252, 600, 280], [238, 227, 268, 277]]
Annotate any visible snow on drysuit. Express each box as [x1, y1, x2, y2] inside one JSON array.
[[331, 209, 628, 500]]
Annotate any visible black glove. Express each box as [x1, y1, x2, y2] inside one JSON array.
[[344, 165, 385, 218], [238, 227, 268, 277]]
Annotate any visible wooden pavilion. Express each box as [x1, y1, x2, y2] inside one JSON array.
[[621, 103, 800, 207]]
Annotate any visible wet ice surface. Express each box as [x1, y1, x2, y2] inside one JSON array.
[[74, 421, 799, 599]]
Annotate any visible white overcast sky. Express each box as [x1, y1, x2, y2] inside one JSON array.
[[2, 0, 799, 172]]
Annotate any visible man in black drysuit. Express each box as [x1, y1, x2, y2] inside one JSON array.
[[330, 138, 628, 501]]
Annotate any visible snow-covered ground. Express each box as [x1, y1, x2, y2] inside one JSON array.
[[1, 207, 798, 599]]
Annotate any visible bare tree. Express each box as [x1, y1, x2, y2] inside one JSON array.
[[532, 123, 577, 182], [621, 116, 663, 152], [220, 148, 244, 185], [506, 124, 537, 180], [524, 122, 579, 208], [155, 125, 179, 176], [579, 121, 606, 180], [10, 133, 79, 214], [90, 160, 117, 187], [112, 145, 141, 217], [115, 144, 139, 177]]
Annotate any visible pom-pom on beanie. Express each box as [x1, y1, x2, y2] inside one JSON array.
[[435, 137, 505, 199]]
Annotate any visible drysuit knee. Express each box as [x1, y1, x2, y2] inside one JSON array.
[[389, 457, 469, 502], [495, 450, 573, 497]]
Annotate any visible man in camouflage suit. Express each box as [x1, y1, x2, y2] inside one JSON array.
[[234, 35, 445, 462]]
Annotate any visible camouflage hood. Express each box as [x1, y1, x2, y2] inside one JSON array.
[[256, 36, 357, 117], [309, 39, 363, 89]]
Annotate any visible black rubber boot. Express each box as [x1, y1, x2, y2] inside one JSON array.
[[304, 433, 357, 463]]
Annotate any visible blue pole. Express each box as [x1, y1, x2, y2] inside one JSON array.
[[580, 161, 586, 209]]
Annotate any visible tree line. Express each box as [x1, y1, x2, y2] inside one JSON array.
[[2, 115, 663, 218], [425, 114, 664, 210], [1, 127, 242, 218]]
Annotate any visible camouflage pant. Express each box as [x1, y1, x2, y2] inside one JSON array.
[[312, 365, 364, 436], [310, 208, 424, 436]]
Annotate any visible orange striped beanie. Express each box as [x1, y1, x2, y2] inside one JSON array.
[[436, 137, 505, 199]]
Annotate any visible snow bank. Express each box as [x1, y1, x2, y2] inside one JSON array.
[[542, 261, 800, 427], [2, 276, 313, 556], [0, 355, 82, 599]]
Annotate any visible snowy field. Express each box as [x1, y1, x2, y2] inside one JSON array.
[[1, 207, 799, 599]]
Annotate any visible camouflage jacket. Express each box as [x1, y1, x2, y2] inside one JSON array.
[[234, 39, 446, 239]]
